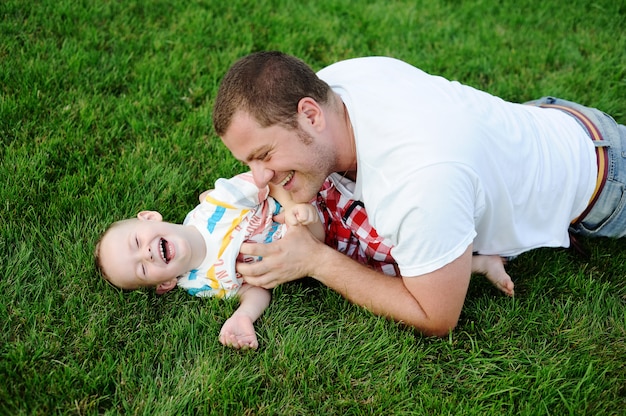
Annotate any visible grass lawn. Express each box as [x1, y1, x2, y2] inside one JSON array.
[[1, 0, 625, 414]]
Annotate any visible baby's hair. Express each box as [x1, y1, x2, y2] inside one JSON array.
[[93, 220, 125, 289]]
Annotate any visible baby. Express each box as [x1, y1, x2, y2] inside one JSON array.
[[95, 172, 324, 350], [96, 173, 514, 350]]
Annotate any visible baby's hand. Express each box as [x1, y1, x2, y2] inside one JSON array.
[[218, 313, 259, 350], [284, 203, 319, 226]]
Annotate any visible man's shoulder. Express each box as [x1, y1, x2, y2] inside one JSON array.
[[317, 56, 414, 77]]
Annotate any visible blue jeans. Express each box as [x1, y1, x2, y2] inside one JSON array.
[[526, 97, 626, 238]]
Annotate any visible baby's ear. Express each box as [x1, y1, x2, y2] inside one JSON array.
[[137, 210, 163, 222], [156, 278, 177, 295]]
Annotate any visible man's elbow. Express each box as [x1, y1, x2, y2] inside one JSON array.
[[425, 323, 456, 338], [405, 316, 459, 338]]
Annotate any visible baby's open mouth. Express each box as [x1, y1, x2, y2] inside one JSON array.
[[159, 238, 173, 264]]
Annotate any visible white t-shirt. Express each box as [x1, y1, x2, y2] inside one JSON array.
[[317, 57, 596, 277]]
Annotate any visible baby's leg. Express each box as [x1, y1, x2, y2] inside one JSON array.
[[471, 255, 515, 297]]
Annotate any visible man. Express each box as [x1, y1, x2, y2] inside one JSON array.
[[212, 51, 626, 336]]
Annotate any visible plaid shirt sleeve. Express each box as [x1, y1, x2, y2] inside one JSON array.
[[315, 179, 399, 276]]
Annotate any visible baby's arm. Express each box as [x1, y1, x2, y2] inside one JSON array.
[[283, 203, 325, 241], [471, 255, 515, 297], [218, 284, 271, 350], [198, 189, 211, 202], [269, 184, 325, 241]]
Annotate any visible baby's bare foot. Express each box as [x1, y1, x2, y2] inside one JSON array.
[[473, 255, 515, 297], [490, 276, 515, 297]]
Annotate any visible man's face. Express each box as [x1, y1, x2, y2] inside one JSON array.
[[99, 216, 196, 290], [221, 111, 335, 204]]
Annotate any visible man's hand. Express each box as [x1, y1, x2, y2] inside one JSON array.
[[236, 224, 321, 289]]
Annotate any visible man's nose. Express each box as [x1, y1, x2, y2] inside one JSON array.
[[250, 163, 274, 189]]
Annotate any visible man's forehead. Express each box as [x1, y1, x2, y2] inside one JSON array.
[[223, 112, 269, 162], [228, 110, 261, 134]]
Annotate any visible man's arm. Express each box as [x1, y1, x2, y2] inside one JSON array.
[[311, 240, 472, 336], [237, 225, 472, 337]]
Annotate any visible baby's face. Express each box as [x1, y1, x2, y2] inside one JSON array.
[[99, 218, 195, 290]]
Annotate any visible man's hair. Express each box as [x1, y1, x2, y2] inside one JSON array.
[[212, 51, 332, 136]]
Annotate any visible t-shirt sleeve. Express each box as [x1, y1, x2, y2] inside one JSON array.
[[374, 164, 483, 277], [209, 172, 269, 208]]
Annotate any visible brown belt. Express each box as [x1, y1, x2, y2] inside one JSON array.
[[538, 103, 609, 225]]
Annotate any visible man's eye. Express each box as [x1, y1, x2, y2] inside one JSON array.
[[136, 237, 139, 248], [142, 265, 146, 277]]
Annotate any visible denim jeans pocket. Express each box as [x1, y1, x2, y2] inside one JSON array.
[[577, 179, 626, 237]]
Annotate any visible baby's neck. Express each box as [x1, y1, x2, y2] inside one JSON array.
[[185, 225, 208, 269]]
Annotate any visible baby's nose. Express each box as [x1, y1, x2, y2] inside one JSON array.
[[145, 246, 153, 261]]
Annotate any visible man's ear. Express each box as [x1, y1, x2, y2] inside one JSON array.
[[137, 210, 163, 222], [298, 97, 325, 130], [156, 278, 177, 295]]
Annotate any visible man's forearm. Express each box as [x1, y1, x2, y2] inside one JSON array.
[[309, 242, 472, 336], [309, 244, 430, 329]]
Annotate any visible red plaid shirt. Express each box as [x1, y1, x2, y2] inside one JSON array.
[[315, 178, 399, 276]]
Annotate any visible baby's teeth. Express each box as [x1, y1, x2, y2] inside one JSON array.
[[160, 239, 167, 262]]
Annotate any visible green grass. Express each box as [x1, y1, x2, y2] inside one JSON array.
[[1, 0, 625, 414]]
